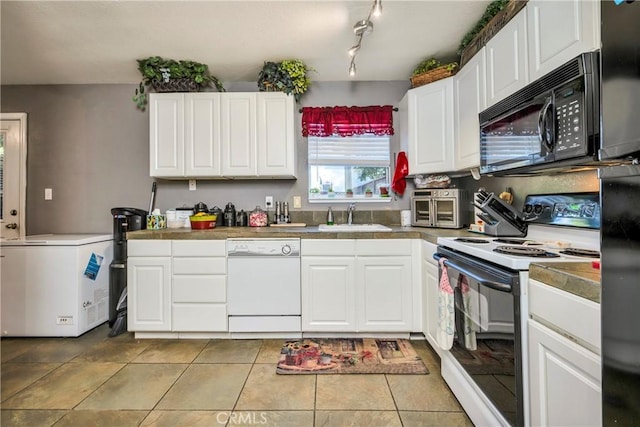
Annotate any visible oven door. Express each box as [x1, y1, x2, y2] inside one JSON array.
[[411, 197, 433, 227], [432, 197, 461, 228], [434, 247, 523, 427]]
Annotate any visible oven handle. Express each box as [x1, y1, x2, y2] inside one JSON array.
[[433, 253, 512, 293]]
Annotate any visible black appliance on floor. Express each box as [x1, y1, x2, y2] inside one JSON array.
[[109, 207, 147, 337], [599, 1, 640, 425]]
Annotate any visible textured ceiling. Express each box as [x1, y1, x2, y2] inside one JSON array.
[[0, 0, 490, 85]]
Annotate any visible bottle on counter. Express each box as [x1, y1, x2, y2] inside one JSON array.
[[326, 207, 334, 225]]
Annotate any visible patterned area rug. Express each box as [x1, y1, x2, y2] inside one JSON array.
[[276, 338, 429, 375]]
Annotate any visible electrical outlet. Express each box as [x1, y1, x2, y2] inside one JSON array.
[[189, 179, 196, 191], [265, 196, 273, 209], [293, 196, 302, 208]]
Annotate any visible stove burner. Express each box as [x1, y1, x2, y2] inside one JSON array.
[[493, 238, 542, 246], [493, 245, 560, 258], [455, 238, 490, 244], [559, 248, 600, 258]]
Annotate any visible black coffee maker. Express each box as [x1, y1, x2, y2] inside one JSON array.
[[109, 207, 147, 337]]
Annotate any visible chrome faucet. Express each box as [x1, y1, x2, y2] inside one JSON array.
[[347, 203, 356, 225]]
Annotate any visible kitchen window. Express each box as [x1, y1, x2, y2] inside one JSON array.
[[308, 134, 390, 202], [302, 105, 394, 202]]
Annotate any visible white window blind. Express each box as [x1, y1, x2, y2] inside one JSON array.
[[308, 135, 390, 167]]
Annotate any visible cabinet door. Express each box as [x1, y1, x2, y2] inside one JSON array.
[[454, 48, 486, 171], [527, 0, 600, 82], [528, 320, 602, 426], [422, 256, 440, 356], [406, 77, 455, 174], [486, 9, 528, 106], [256, 93, 295, 177], [128, 257, 171, 331], [184, 93, 221, 176], [221, 93, 257, 176], [149, 93, 184, 177], [356, 256, 412, 332], [301, 257, 356, 332]]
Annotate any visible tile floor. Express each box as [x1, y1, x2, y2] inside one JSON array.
[[1, 324, 473, 426]]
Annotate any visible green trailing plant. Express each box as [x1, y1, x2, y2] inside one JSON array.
[[133, 56, 225, 110], [257, 59, 313, 102], [458, 0, 510, 56], [411, 58, 458, 77]]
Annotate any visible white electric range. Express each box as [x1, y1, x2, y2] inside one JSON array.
[[433, 192, 600, 427]]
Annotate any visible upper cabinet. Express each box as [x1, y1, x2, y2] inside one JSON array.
[[454, 48, 486, 171], [400, 77, 455, 175], [150, 92, 296, 179], [527, 0, 600, 82], [486, 8, 528, 106]]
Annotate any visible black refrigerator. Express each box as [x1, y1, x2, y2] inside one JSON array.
[[599, 1, 640, 425]]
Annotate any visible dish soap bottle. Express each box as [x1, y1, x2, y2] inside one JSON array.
[[326, 207, 334, 225]]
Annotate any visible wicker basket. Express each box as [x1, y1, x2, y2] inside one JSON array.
[[460, 0, 528, 67], [410, 64, 458, 88], [152, 78, 199, 93]]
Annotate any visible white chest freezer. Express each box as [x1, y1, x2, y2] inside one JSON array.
[[1, 234, 113, 337]]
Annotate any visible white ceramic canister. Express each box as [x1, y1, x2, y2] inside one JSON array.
[[401, 210, 412, 227]]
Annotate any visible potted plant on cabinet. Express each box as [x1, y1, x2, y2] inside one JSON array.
[[257, 59, 313, 102], [133, 56, 225, 110]]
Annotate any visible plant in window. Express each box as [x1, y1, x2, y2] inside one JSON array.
[[346, 189, 354, 197], [365, 188, 373, 197]]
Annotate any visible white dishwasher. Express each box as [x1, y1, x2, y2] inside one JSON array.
[[227, 238, 301, 336]]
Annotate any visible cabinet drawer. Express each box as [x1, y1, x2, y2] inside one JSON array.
[[173, 276, 226, 303], [172, 303, 227, 331], [128, 240, 172, 257], [529, 279, 600, 352], [172, 240, 226, 256], [356, 239, 412, 256], [173, 257, 226, 275], [302, 239, 355, 256]]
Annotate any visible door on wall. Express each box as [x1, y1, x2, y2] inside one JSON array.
[[0, 113, 27, 239]]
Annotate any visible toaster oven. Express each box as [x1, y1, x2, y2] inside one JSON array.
[[411, 189, 468, 229]]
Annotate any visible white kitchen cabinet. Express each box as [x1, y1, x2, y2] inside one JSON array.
[[150, 92, 296, 178], [221, 92, 257, 176], [485, 8, 529, 107], [421, 241, 441, 356], [171, 240, 227, 332], [400, 77, 455, 175], [185, 93, 222, 176], [527, 0, 600, 82], [454, 48, 486, 171], [257, 92, 296, 177], [127, 240, 173, 331], [301, 256, 357, 332], [301, 239, 413, 333], [356, 256, 412, 332], [149, 93, 184, 177], [528, 278, 601, 426]]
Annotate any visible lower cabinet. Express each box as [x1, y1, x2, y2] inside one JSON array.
[[301, 239, 413, 333], [128, 240, 172, 331], [127, 240, 227, 333], [528, 278, 601, 426], [421, 241, 440, 355]]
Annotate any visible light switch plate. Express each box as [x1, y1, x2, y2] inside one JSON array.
[[293, 196, 301, 208], [44, 188, 53, 200]]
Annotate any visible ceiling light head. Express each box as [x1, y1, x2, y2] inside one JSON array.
[[349, 60, 357, 77], [372, 0, 382, 18], [353, 19, 373, 36]]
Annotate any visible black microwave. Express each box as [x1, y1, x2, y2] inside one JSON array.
[[479, 51, 600, 175]]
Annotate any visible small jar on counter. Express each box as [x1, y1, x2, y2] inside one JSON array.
[[249, 206, 268, 227]]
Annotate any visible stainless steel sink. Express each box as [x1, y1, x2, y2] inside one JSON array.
[[317, 224, 392, 232]]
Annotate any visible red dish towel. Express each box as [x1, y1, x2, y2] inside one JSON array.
[[392, 151, 409, 195]]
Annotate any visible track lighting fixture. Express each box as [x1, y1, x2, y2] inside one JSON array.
[[346, 0, 382, 77]]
